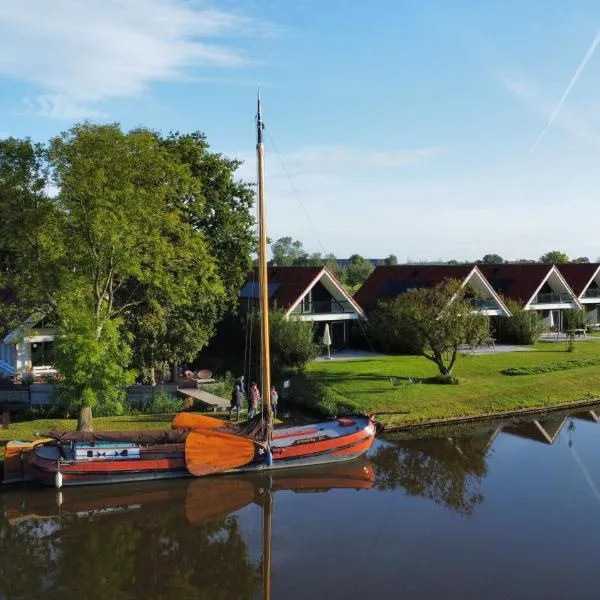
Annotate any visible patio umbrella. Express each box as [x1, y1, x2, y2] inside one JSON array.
[[323, 323, 332, 359]]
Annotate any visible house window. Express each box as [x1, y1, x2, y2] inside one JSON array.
[[301, 290, 312, 313], [31, 341, 54, 367]]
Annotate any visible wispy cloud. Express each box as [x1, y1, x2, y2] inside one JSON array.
[[528, 28, 600, 153], [0, 0, 267, 119], [262, 145, 443, 175]]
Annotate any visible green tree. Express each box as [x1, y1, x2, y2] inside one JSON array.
[[344, 254, 374, 288], [572, 256, 590, 263], [53, 301, 135, 429], [270, 236, 308, 266], [384, 254, 398, 266], [495, 298, 545, 344], [158, 131, 255, 311], [0, 137, 58, 332], [247, 308, 318, 373], [396, 279, 490, 378], [479, 254, 504, 264], [539, 250, 569, 264]]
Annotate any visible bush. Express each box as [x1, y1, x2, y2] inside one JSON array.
[[495, 299, 545, 344], [143, 391, 185, 414], [247, 309, 318, 373], [563, 309, 586, 331]]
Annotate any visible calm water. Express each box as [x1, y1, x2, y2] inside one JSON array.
[[3, 407, 600, 599]]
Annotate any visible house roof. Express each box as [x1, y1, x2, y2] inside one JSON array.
[[477, 264, 555, 305], [354, 264, 482, 308], [240, 266, 362, 315], [557, 263, 600, 296]]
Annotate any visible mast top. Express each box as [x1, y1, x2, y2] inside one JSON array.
[[256, 89, 264, 145]]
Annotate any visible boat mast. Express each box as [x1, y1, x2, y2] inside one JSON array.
[[256, 92, 273, 445]]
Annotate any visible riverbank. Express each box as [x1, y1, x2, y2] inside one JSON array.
[[290, 341, 600, 429]]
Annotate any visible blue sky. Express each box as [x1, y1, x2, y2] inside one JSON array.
[[1, 0, 600, 262]]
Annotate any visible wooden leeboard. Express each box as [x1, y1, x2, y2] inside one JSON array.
[[185, 429, 262, 476], [171, 412, 226, 430]]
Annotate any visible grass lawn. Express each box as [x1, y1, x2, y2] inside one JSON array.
[[293, 340, 600, 429]]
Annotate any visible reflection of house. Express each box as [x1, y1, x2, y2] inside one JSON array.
[[239, 267, 364, 348], [479, 264, 582, 331], [0, 313, 57, 378], [354, 265, 511, 316], [448, 425, 503, 456], [503, 416, 568, 445], [558, 263, 600, 327], [572, 410, 600, 423]]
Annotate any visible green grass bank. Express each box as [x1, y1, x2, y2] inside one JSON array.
[[290, 341, 600, 429]]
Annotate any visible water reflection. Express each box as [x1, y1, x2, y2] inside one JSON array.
[[3, 406, 600, 600], [1, 461, 376, 600], [371, 426, 498, 515]]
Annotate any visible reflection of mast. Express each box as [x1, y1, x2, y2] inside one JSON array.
[[263, 483, 273, 600]]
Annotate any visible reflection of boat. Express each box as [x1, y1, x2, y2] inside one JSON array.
[[4, 459, 375, 533], [184, 459, 376, 600], [184, 459, 376, 526]]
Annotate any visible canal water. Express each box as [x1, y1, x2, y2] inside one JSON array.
[[2, 407, 600, 599]]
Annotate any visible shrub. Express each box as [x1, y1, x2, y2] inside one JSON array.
[[495, 299, 545, 344], [143, 391, 185, 414], [247, 309, 318, 373], [563, 309, 586, 331]]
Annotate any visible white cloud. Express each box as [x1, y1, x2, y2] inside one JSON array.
[[0, 0, 264, 119]]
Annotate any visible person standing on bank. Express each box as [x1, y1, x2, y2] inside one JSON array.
[[271, 385, 278, 419], [229, 384, 243, 421], [248, 382, 260, 419]]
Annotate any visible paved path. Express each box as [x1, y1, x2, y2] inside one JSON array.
[[313, 349, 386, 362], [459, 344, 534, 355], [177, 388, 229, 411]]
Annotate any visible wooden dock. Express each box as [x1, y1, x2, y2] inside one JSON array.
[[177, 387, 229, 412]]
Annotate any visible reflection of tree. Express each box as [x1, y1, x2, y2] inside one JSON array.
[[0, 511, 60, 600], [0, 495, 260, 600], [372, 431, 494, 516]]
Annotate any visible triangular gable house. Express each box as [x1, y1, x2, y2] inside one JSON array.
[[558, 263, 600, 327], [479, 264, 582, 331], [240, 266, 364, 347], [354, 265, 511, 317]]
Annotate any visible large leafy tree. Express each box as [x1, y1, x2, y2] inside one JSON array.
[[1, 124, 252, 428], [394, 279, 490, 378]]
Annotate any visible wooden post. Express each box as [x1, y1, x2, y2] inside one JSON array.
[[2, 410, 9, 429]]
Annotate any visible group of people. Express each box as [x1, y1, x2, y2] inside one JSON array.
[[229, 375, 279, 421]]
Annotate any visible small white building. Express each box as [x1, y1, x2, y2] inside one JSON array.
[[0, 313, 57, 378]]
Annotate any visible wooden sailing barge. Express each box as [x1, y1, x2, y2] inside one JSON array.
[[4, 95, 375, 488]]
